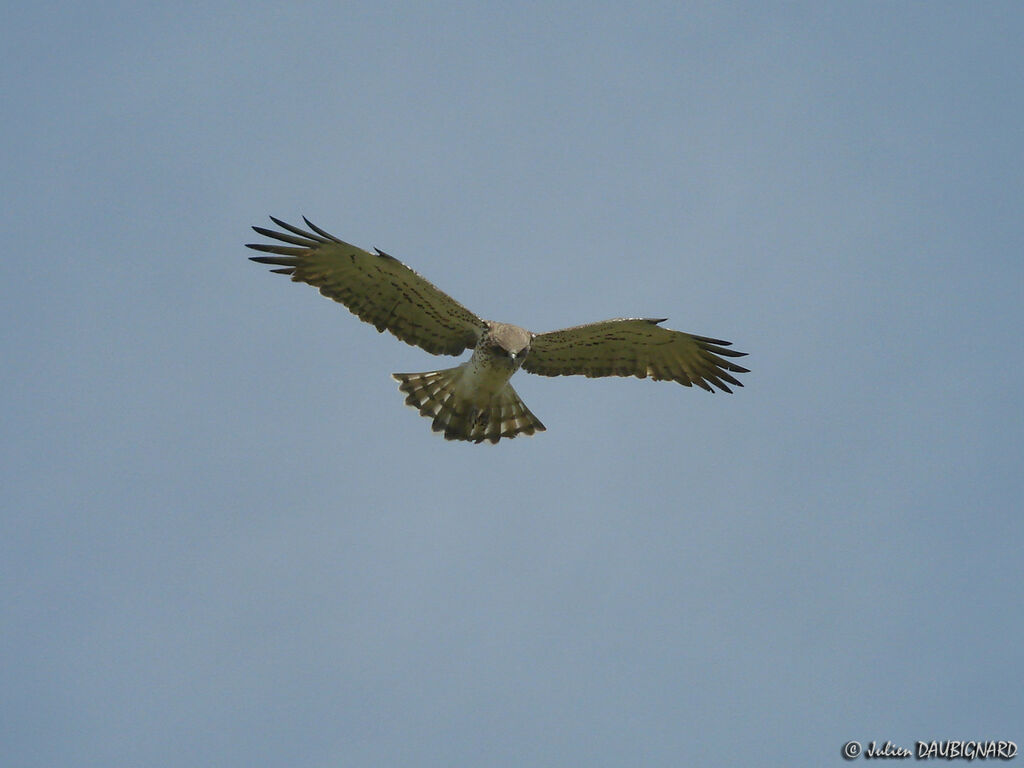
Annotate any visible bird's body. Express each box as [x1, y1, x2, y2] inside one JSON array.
[[248, 217, 748, 443], [393, 321, 544, 443]]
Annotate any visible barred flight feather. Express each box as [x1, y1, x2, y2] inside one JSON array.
[[392, 368, 545, 444]]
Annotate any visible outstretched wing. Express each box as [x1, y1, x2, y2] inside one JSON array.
[[523, 318, 748, 393], [247, 217, 485, 356]]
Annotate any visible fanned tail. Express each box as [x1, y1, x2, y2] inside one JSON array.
[[392, 367, 546, 444]]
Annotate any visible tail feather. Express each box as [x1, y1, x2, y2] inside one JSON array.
[[392, 367, 545, 444]]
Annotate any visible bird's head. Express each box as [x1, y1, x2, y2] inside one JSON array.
[[486, 322, 533, 369]]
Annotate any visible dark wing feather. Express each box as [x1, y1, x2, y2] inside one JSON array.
[[247, 217, 485, 356], [523, 318, 748, 393]]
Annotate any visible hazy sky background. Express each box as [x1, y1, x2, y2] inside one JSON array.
[[3, 2, 1021, 766]]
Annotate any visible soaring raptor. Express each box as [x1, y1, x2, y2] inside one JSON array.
[[248, 217, 748, 444]]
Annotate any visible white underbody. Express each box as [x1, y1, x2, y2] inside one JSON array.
[[453, 347, 521, 408]]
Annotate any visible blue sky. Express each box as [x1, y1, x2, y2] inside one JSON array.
[[2, 2, 1021, 766]]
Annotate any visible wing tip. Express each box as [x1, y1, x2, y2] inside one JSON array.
[[248, 253, 297, 263], [302, 216, 344, 243], [248, 253, 299, 277]]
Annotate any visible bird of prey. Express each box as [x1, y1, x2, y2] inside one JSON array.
[[248, 217, 748, 444]]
